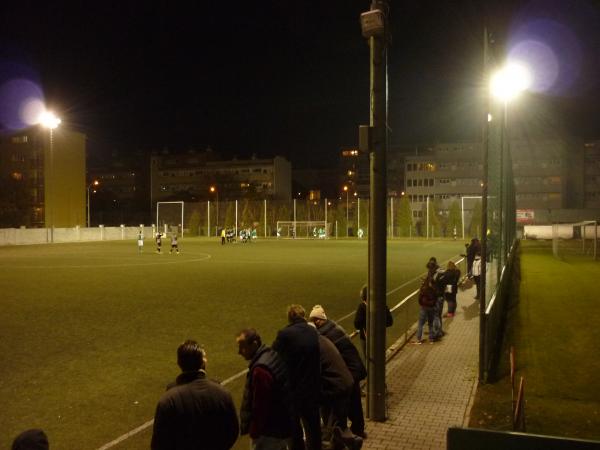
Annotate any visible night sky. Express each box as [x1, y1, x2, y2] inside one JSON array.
[[1, 1, 599, 168]]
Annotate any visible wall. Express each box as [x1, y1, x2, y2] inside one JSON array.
[[0, 226, 156, 246]]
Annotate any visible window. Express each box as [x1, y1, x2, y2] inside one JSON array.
[[11, 136, 28, 144], [407, 179, 413, 187]]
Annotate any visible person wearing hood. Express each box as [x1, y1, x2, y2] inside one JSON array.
[[472, 252, 482, 300], [309, 305, 367, 439]]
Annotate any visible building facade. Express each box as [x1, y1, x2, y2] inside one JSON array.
[[398, 139, 587, 230], [150, 151, 292, 204], [0, 127, 86, 228]]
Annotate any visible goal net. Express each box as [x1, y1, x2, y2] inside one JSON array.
[[276, 221, 330, 239], [156, 201, 184, 236], [553, 220, 598, 259]]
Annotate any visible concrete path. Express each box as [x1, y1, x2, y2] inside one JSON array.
[[362, 286, 480, 450]]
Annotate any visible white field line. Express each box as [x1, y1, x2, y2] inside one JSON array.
[[98, 255, 464, 449], [8, 254, 212, 269]]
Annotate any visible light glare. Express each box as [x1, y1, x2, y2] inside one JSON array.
[[490, 62, 532, 101], [38, 111, 61, 129]]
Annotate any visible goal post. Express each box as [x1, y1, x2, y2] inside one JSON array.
[[156, 201, 185, 237], [276, 221, 330, 239], [552, 220, 598, 260]]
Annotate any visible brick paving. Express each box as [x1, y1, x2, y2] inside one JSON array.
[[362, 287, 480, 450]]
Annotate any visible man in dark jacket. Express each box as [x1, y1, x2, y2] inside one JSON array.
[[236, 328, 292, 449], [272, 304, 322, 450], [151, 340, 239, 450], [310, 305, 367, 439], [353, 285, 393, 361], [11, 429, 49, 450]]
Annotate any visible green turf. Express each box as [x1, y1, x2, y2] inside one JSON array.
[[469, 240, 600, 440], [0, 237, 462, 449]]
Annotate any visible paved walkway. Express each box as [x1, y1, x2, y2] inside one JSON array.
[[363, 286, 480, 450]]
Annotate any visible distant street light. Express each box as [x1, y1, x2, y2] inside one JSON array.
[[38, 111, 61, 242], [87, 180, 99, 227]]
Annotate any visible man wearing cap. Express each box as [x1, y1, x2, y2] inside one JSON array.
[[309, 305, 367, 440], [272, 304, 322, 450], [151, 340, 239, 450], [236, 328, 292, 450]]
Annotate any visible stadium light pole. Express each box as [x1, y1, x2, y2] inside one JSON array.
[[477, 58, 531, 382], [209, 186, 219, 231], [343, 185, 349, 236], [87, 180, 99, 228], [39, 111, 61, 243]]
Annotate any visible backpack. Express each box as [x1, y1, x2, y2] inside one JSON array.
[[419, 278, 437, 308]]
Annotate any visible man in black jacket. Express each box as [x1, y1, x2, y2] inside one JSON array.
[[151, 340, 239, 450], [353, 285, 393, 361], [236, 328, 292, 449], [272, 305, 322, 450], [310, 305, 367, 439]]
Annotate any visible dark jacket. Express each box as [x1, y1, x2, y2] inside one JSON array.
[[317, 334, 354, 400], [272, 318, 321, 405], [443, 268, 461, 295], [240, 345, 292, 439], [151, 370, 239, 450], [353, 302, 393, 341], [318, 320, 367, 382]]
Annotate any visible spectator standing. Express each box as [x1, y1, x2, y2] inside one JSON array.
[[308, 322, 362, 450], [221, 228, 226, 245], [272, 305, 322, 450], [309, 305, 367, 439], [414, 275, 438, 344], [236, 328, 292, 450], [443, 261, 461, 317], [466, 237, 481, 277], [151, 340, 239, 450], [353, 284, 393, 361], [472, 252, 482, 300], [426, 260, 446, 340], [11, 429, 49, 450]]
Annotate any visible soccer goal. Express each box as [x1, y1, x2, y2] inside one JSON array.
[[156, 201, 184, 236], [552, 221, 598, 260], [276, 221, 330, 239]]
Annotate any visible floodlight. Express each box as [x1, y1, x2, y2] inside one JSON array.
[[38, 111, 61, 129], [490, 62, 532, 102]]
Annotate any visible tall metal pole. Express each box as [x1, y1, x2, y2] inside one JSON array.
[[479, 27, 491, 383], [367, 0, 389, 421], [49, 128, 54, 243], [346, 191, 349, 236], [87, 186, 91, 228]]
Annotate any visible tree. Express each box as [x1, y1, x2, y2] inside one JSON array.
[[469, 199, 482, 238], [187, 209, 201, 236], [423, 199, 442, 237], [396, 196, 413, 237], [447, 200, 462, 238]]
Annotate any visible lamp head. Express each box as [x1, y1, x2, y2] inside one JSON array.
[[38, 111, 61, 129]]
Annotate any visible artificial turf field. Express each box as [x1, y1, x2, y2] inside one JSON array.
[[0, 237, 463, 449]]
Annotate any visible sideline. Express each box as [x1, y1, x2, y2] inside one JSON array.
[[97, 255, 463, 450], [8, 253, 212, 269]]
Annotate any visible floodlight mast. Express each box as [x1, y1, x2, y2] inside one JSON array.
[[38, 111, 61, 243], [360, 0, 389, 422]]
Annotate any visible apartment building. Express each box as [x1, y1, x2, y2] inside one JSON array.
[[150, 151, 291, 203], [0, 127, 86, 228]]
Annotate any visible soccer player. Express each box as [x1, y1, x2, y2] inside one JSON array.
[[170, 234, 179, 254], [137, 232, 144, 254], [156, 233, 162, 254]]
